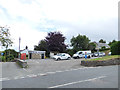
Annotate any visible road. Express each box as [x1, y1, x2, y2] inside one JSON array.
[[2, 65, 119, 88]]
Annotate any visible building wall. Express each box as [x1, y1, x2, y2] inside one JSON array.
[[31, 53, 41, 59]]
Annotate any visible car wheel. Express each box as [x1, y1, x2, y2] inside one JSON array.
[[57, 58, 61, 61], [77, 56, 79, 59], [67, 57, 71, 60]]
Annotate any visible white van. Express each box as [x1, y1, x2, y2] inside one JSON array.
[[73, 50, 92, 59]]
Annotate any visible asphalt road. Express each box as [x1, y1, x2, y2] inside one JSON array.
[[2, 65, 119, 88]]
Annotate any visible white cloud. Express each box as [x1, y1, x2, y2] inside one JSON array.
[[0, 0, 119, 51]]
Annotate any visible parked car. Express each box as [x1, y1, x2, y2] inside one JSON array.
[[52, 53, 71, 61], [93, 52, 105, 57], [73, 51, 92, 59]]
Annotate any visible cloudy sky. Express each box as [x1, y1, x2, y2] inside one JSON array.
[[0, 0, 119, 51]]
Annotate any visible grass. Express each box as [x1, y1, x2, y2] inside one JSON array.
[[83, 55, 120, 61]]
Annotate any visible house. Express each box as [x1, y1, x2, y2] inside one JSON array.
[[20, 49, 46, 59], [94, 42, 110, 50]]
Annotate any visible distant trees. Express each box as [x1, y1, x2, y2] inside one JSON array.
[[110, 41, 120, 55], [99, 39, 106, 43], [71, 34, 90, 52]]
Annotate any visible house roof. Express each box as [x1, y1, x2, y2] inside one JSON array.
[[94, 42, 110, 49]]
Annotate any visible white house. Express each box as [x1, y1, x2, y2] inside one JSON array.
[[20, 49, 46, 59]]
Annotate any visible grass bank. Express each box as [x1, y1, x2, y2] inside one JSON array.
[[83, 55, 120, 61]]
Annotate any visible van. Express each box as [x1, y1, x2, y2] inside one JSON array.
[[73, 50, 91, 59]]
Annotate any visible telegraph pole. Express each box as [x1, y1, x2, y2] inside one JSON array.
[[19, 37, 21, 59]]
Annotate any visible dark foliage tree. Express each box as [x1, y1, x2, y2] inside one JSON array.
[[71, 34, 90, 52], [45, 31, 67, 52], [110, 41, 120, 55], [99, 39, 106, 43]]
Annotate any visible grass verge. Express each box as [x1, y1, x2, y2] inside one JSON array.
[[83, 55, 120, 61]]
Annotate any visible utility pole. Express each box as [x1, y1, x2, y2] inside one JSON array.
[[19, 37, 21, 59]]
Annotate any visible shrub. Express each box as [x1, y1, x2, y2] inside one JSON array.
[[6, 54, 14, 61], [110, 41, 120, 55]]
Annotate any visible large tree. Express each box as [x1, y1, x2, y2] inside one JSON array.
[[71, 34, 90, 52], [45, 31, 67, 52]]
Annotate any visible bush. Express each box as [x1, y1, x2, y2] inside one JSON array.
[[6, 54, 14, 61], [110, 41, 120, 55]]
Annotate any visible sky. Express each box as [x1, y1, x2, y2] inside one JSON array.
[[0, 0, 119, 51]]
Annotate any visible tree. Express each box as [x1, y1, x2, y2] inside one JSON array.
[[110, 41, 120, 55], [0, 26, 13, 50], [0, 26, 13, 61], [71, 34, 90, 52], [99, 39, 106, 43], [45, 31, 67, 52], [88, 42, 96, 52], [34, 40, 49, 57], [109, 40, 116, 46], [34, 40, 48, 51]]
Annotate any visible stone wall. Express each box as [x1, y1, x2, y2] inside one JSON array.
[[32, 53, 41, 59], [81, 58, 120, 67]]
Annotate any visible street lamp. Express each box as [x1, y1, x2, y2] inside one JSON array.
[[19, 37, 21, 59]]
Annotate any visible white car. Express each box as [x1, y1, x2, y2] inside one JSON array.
[[52, 53, 71, 61]]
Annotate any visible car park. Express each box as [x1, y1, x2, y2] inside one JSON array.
[[52, 53, 71, 61]]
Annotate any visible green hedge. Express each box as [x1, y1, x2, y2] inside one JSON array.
[[110, 41, 120, 55]]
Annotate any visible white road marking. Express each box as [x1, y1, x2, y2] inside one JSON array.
[[55, 71, 63, 73], [48, 76, 106, 88], [40, 73, 47, 76], [46, 72, 56, 74], [23, 68, 27, 71], [0, 78, 10, 81], [20, 77, 25, 79], [27, 74, 36, 77], [14, 76, 20, 80]]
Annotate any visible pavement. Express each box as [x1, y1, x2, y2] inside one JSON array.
[[2, 65, 119, 88]]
